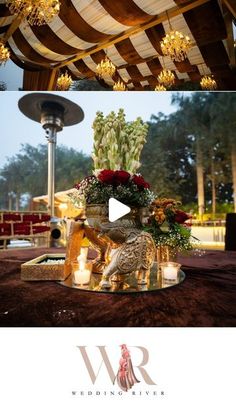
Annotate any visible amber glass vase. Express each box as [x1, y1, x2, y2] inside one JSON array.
[[156, 246, 178, 263]]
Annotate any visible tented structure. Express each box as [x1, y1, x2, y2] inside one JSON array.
[[0, 0, 235, 90]]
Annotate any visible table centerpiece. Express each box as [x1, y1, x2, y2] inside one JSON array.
[[144, 198, 194, 262], [69, 109, 156, 286], [68, 110, 195, 289]]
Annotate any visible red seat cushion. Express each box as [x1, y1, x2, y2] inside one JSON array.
[[0, 223, 11, 235], [23, 214, 40, 223], [3, 213, 21, 221], [32, 226, 50, 234], [13, 223, 31, 235], [40, 214, 51, 222]]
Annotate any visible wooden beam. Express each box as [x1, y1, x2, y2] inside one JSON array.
[[1, 0, 211, 74], [223, 9, 236, 66], [47, 68, 59, 90], [54, 0, 211, 70], [2, 15, 24, 42], [223, 0, 236, 19]]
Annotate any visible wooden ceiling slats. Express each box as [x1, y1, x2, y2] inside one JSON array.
[[181, 0, 227, 46], [126, 65, 145, 82], [174, 0, 198, 5], [73, 59, 96, 78], [210, 64, 233, 78], [12, 28, 56, 64], [59, 0, 108, 43], [115, 38, 145, 64], [145, 75, 159, 86], [145, 24, 166, 56], [147, 58, 163, 76], [0, 24, 9, 34], [200, 41, 230, 67], [31, 25, 80, 56], [0, 4, 12, 18], [132, 81, 143, 90], [111, 70, 121, 83], [90, 50, 106, 65], [98, 0, 152, 26], [174, 59, 198, 73], [7, 44, 43, 72], [0, 0, 235, 90], [187, 70, 201, 82]]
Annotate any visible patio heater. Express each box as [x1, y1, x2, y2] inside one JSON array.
[[18, 93, 84, 245]]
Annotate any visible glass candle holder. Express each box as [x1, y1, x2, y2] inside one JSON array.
[[72, 261, 92, 286], [159, 262, 181, 284]]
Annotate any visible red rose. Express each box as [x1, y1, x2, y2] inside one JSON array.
[[97, 170, 115, 185], [132, 174, 150, 189], [114, 170, 130, 185], [174, 210, 191, 224], [97, 169, 130, 186]]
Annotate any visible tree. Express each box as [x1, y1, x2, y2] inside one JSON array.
[[72, 79, 112, 91], [0, 143, 92, 210], [141, 111, 196, 202], [210, 93, 236, 212], [0, 81, 6, 91], [170, 93, 230, 219]]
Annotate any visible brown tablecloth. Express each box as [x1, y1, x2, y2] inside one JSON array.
[[0, 247, 235, 327]]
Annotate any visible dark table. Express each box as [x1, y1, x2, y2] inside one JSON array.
[[0, 247, 235, 327]]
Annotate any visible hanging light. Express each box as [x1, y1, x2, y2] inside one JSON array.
[[0, 42, 10, 65], [200, 75, 217, 91], [96, 56, 116, 78], [56, 71, 72, 91], [160, 12, 191, 62], [154, 84, 166, 91], [6, 0, 60, 26], [113, 79, 126, 91], [158, 69, 175, 87], [161, 30, 191, 62]]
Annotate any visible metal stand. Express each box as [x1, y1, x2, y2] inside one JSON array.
[[18, 93, 84, 245]]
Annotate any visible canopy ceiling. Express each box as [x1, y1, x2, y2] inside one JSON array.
[[0, 0, 236, 90]]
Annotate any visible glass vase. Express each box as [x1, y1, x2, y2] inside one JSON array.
[[156, 245, 178, 263]]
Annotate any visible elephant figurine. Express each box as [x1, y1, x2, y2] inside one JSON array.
[[98, 220, 156, 288]]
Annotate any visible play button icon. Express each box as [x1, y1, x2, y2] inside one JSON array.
[[108, 198, 131, 222]]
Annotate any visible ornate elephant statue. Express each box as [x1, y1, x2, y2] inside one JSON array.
[[98, 220, 156, 288]]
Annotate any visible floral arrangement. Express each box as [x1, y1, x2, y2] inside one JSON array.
[[144, 198, 194, 251], [70, 109, 153, 208], [72, 169, 154, 207], [92, 109, 148, 173]]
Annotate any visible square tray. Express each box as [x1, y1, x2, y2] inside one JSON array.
[[21, 253, 70, 281]]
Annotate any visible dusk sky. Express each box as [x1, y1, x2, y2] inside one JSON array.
[[0, 91, 182, 169]]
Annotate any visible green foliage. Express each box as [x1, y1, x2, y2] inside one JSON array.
[[72, 79, 112, 91], [145, 221, 193, 251], [71, 175, 154, 207], [1, 92, 236, 213], [0, 81, 7, 91], [0, 143, 92, 210], [92, 109, 148, 172], [141, 112, 196, 202]]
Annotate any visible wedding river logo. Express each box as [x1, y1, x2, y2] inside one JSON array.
[[73, 344, 162, 397]]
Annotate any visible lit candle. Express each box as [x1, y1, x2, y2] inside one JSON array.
[[73, 268, 91, 285], [159, 262, 181, 283], [72, 252, 91, 285], [163, 266, 178, 280], [80, 247, 88, 260], [77, 254, 86, 270]]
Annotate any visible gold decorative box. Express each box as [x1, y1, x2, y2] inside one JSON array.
[[21, 253, 70, 281]]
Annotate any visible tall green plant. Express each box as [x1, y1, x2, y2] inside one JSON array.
[[92, 109, 148, 173]]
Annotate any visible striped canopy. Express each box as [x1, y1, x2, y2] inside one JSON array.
[[0, 0, 235, 90]]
